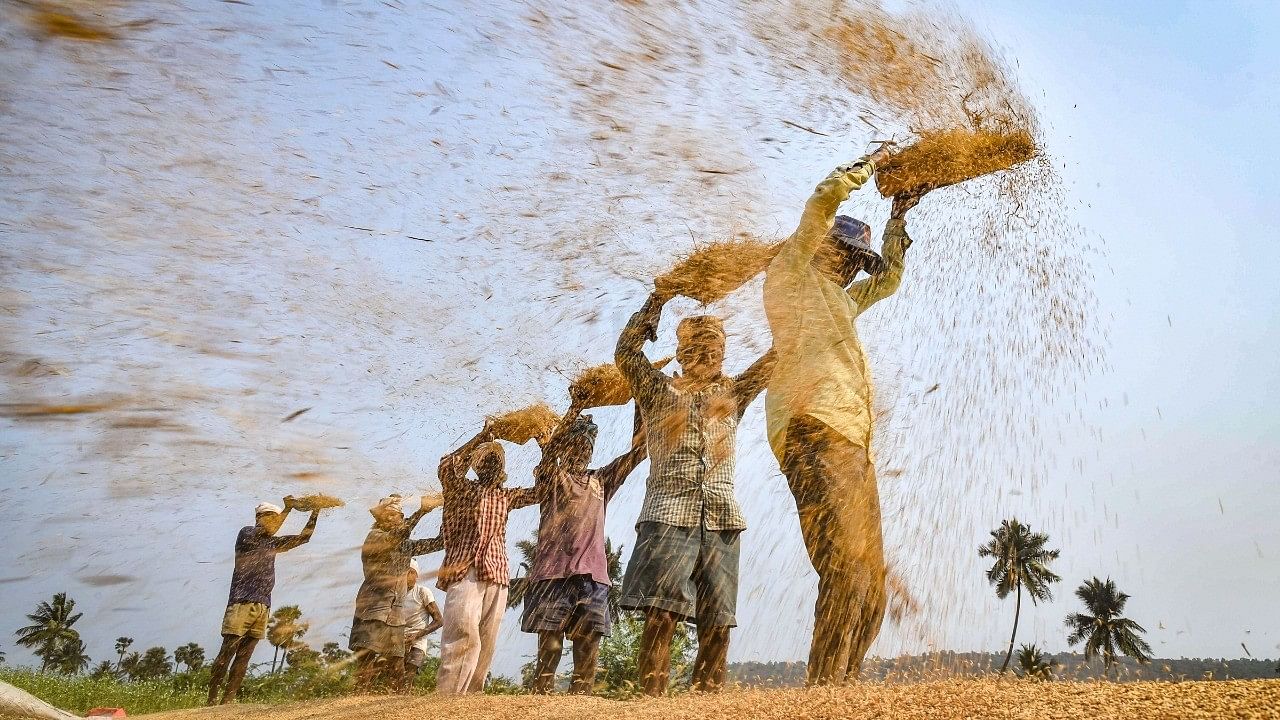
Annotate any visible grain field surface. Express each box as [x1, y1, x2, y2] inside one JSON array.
[[144, 679, 1280, 720]]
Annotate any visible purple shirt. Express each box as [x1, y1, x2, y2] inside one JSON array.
[[227, 516, 315, 606], [528, 452, 643, 586]]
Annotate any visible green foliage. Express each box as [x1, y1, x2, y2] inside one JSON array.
[[173, 642, 205, 672], [978, 519, 1060, 672], [1015, 644, 1057, 680], [88, 661, 116, 679], [506, 535, 540, 610], [1065, 576, 1154, 675], [14, 592, 84, 672], [0, 667, 205, 715], [321, 642, 351, 665], [128, 647, 172, 681], [49, 637, 91, 675], [266, 605, 308, 674], [595, 612, 695, 697]]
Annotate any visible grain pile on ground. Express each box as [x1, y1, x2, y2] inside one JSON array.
[[290, 494, 345, 511], [654, 237, 780, 304], [486, 404, 560, 445], [876, 128, 1038, 198], [140, 679, 1280, 720]]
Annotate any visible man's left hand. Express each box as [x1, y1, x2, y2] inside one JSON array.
[[891, 190, 925, 220], [419, 493, 444, 513]]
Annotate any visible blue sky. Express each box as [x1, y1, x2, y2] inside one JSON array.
[[1, 0, 1277, 679]]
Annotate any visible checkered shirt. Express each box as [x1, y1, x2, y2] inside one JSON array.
[[614, 297, 774, 530], [436, 452, 538, 591]]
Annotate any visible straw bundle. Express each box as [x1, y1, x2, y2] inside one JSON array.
[[569, 356, 674, 409], [655, 238, 780, 304], [290, 494, 344, 511], [875, 128, 1036, 198], [487, 403, 559, 445]]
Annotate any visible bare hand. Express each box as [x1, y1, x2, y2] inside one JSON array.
[[419, 493, 443, 513], [282, 495, 296, 511], [891, 190, 924, 219]]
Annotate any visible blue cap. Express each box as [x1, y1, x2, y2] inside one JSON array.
[[829, 215, 886, 275]]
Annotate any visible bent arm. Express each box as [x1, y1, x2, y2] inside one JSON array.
[[424, 602, 444, 636], [599, 405, 649, 501], [733, 348, 777, 414], [614, 292, 669, 406], [273, 510, 319, 552], [778, 161, 876, 271], [406, 535, 444, 556], [847, 219, 911, 313]]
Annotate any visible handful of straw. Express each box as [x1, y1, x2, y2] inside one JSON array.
[[487, 403, 559, 445], [289, 494, 344, 512], [655, 237, 780, 305], [875, 128, 1036, 198], [569, 356, 675, 409]]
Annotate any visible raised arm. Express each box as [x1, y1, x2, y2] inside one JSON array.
[[272, 509, 319, 552], [847, 193, 919, 314], [438, 427, 496, 493], [401, 493, 444, 538], [732, 348, 777, 415], [778, 160, 877, 271], [614, 291, 670, 407], [598, 404, 648, 501], [406, 535, 444, 556]]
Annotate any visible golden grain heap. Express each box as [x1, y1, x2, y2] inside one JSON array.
[[486, 404, 561, 445], [654, 237, 780, 305]]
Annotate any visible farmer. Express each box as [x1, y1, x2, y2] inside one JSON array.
[[402, 558, 444, 685], [523, 406, 647, 694], [434, 430, 541, 694], [208, 498, 319, 705], [614, 292, 775, 695], [350, 493, 444, 693], [761, 155, 923, 685]]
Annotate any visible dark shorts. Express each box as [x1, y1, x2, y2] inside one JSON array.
[[619, 521, 741, 627], [405, 647, 427, 670], [521, 575, 611, 637], [348, 617, 405, 658]]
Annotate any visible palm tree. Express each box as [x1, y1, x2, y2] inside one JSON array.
[[506, 533, 540, 610], [978, 518, 1061, 672], [131, 647, 172, 680], [266, 606, 307, 673], [14, 593, 84, 671], [114, 637, 133, 670], [50, 637, 91, 675], [174, 642, 205, 672], [89, 660, 116, 679], [604, 537, 624, 623], [1015, 643, 1057, 680], [1065, 576, 1153, 678]]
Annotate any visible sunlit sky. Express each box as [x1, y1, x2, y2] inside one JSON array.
[[1, 0, 1277, 679]]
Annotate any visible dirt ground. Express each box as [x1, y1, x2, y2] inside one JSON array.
[[146, 679, 1280, 720]]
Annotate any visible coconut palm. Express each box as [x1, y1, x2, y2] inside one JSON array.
[[266, 606, 307, 673], [1065, 576, 1153, 677], [89, 660, 116, 679], [114, 637, 133, 670], [14, 593, 84, 671], [978, 519, 1061, 673], [174, 642, 205, 672], [1015, 643, 1057, 680], [506, 533, 540, 610], [50, 637, 91, 675], [603, 537, 624, 622]]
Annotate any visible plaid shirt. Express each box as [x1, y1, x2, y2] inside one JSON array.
[[436, 451, 538, 591], [615, 297, 774, 530]]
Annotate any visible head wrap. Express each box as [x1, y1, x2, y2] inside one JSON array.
[[369, 494, 404, 521], [255, 502, 283, 516], [469, 441, 505, 472], [676, 315, 726, 346], [409, 558, 420, 574]]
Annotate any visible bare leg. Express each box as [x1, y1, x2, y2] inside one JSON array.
[[381, 656, 404, 693], [689, 624, 730, 692], [207, 635, 240, 705], [353, 649, 379, 693], [783, 416, 885, 686], [220, 637, 258, 704], [637, 609, 677, 696], [567, 631, 601, 695], [531, 632, 563, 694]]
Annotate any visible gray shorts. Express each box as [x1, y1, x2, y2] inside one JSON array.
[[619, 521, 741, 627], [348, 617, 405, 658]]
